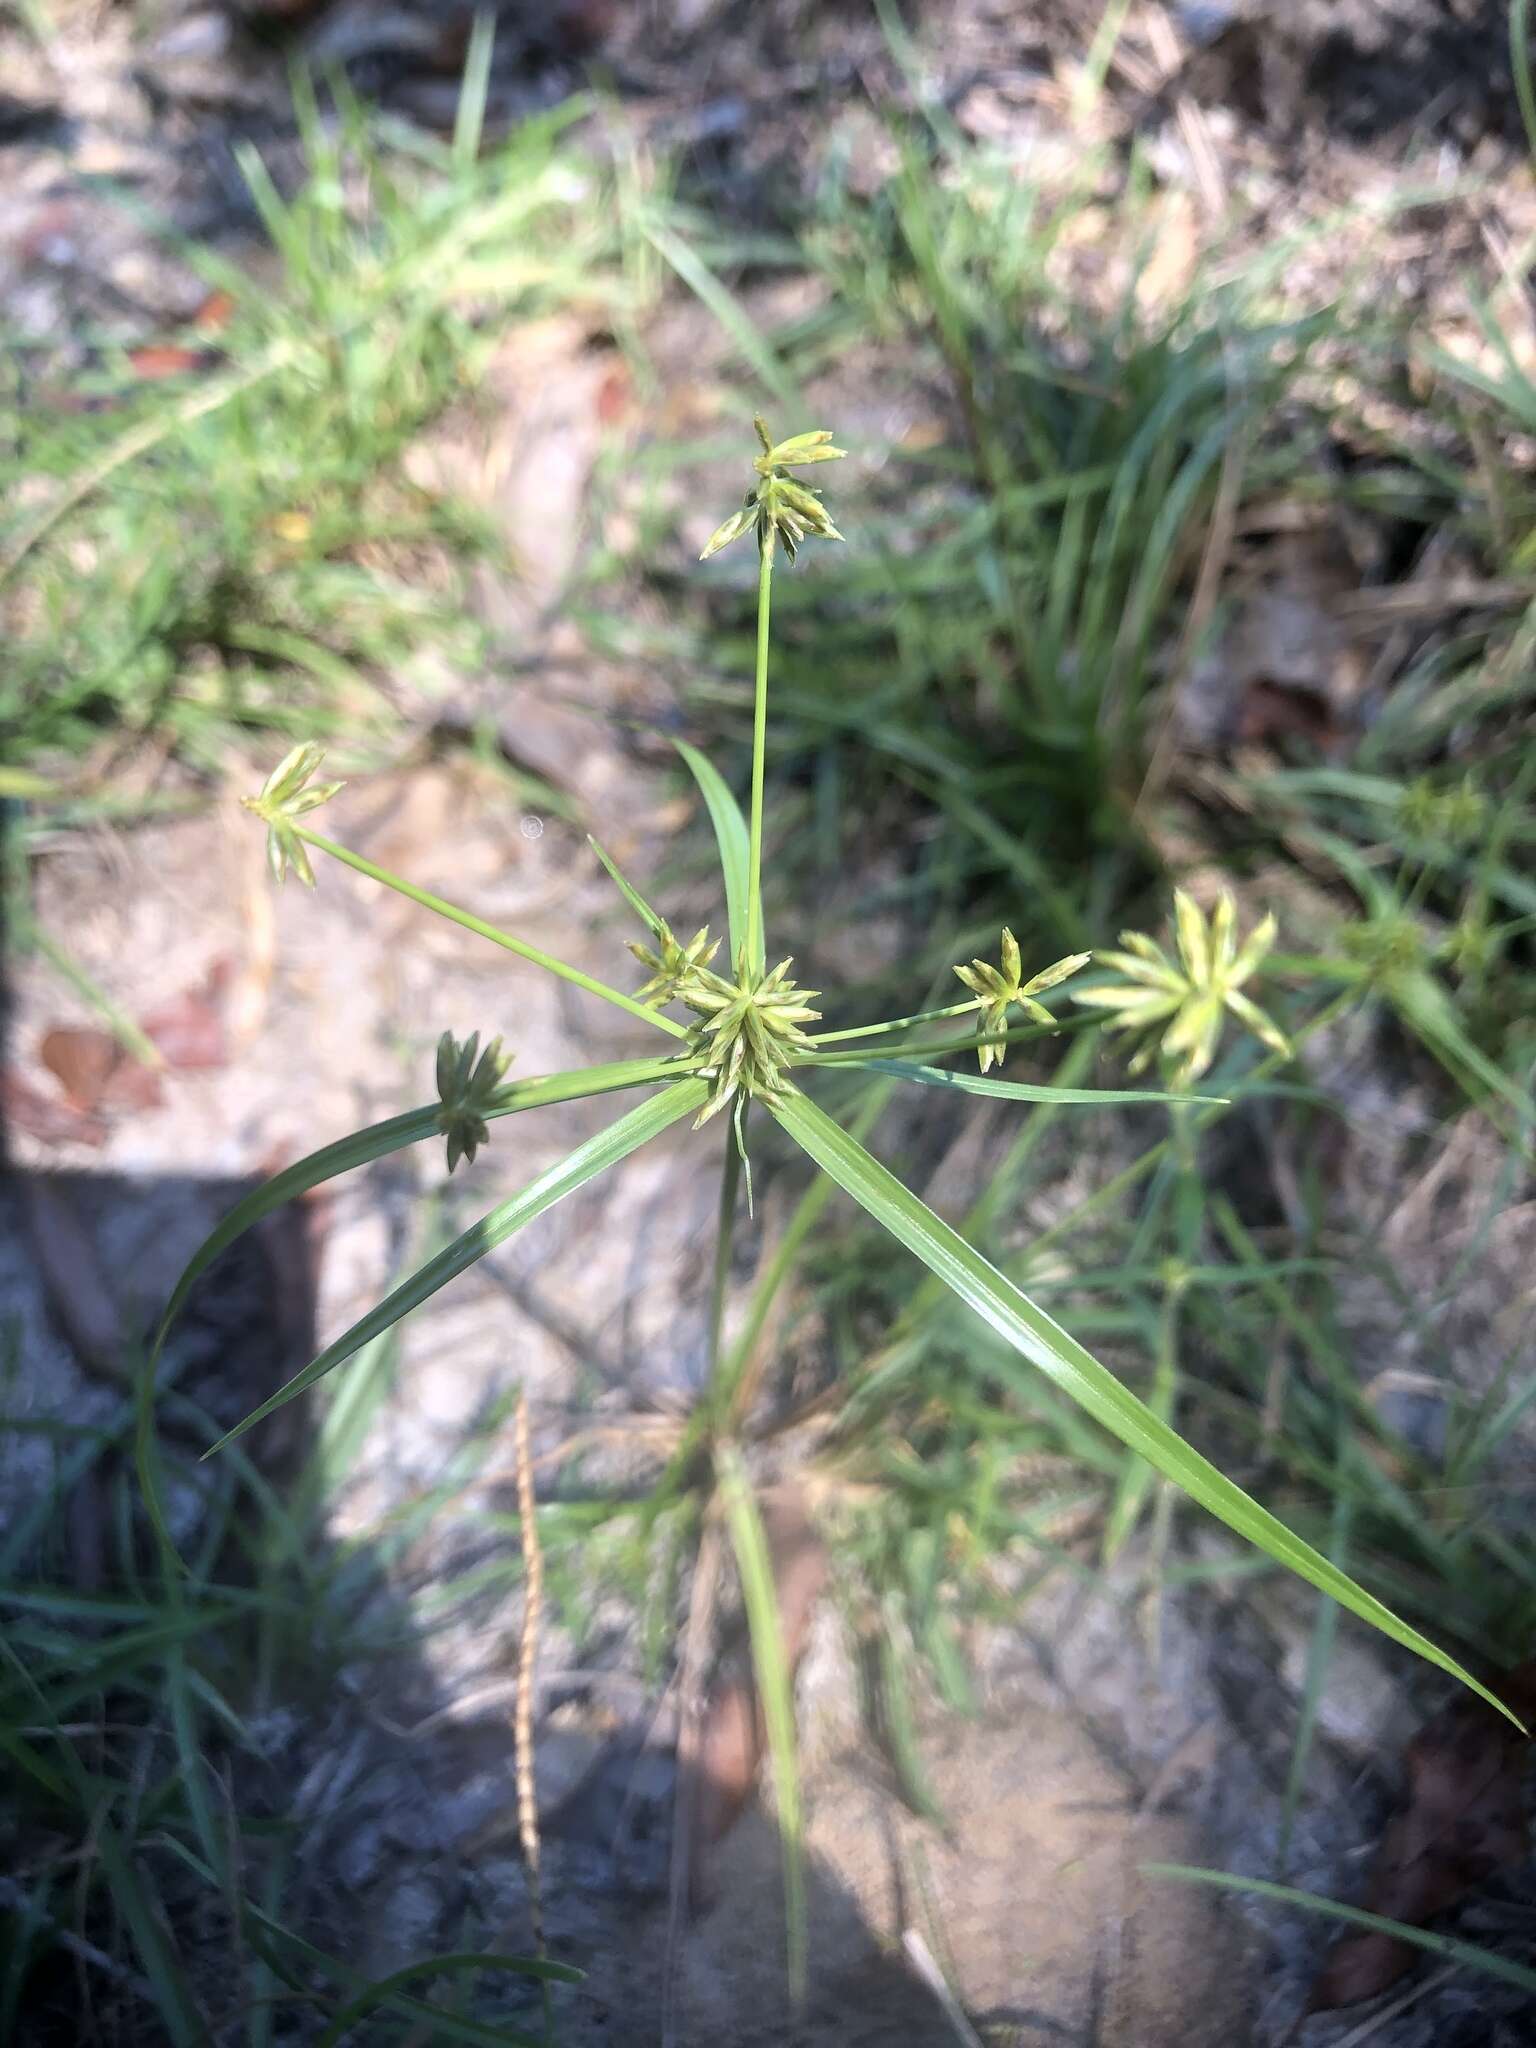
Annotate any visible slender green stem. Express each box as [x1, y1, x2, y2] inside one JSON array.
[[800, 1014, 1097, 1069], [31, 926, 166, 1068], [719, 1075, 897, 1433], [810, 1000, 979, 1046], [706, 1122, 743, 1380], [1513, 0, 1536, 161], [745, 539, 775, 972], [289, 823, 690, 1040]]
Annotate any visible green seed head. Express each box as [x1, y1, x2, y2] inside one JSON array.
[[629, 922, 722, 1007], [1074, 889, 1289, 1085], [700, 416, 847, 564], [241, 742, 345, 888], [684, 953, 822, 1125], [954, 931, 1090, 1073]]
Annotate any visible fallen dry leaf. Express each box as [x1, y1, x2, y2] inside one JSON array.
[[37, 966, 229, 1118], [142, 963, 229, 1069], [1235, 676, 1343, 755], [126, 344, 219, 381], [1309, 1660, 1536, 2010], [2, 1070, 108, 1148], [694, 1676, 760, 1857], [191, 288, 236, 333], [40, 1027, 163, 1117], [594, 358, 633, 428]]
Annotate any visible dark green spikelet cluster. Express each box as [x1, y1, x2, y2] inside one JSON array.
[[435, 1030, 512, 1172]]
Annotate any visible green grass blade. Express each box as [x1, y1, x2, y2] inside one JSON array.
[[712, 1074, 896, 1424], [872, 1605, 945, 1825], [94, 1822, 206, 2048], [452, 11, 495, 173], [135, 1056, 692, 1554], [149, 1105, 434, 1340], [200, 1079, 707, 1457], [641, 222, 796, 408], [0, 1726, 73, 1805], [1100, 1290, 1176, 1563], [718, 1449, 807, 2004], [28, 926, 165, 1069], [157, 1837, 578, 2048], [165, 1647, 220, 1872], [314, 1951, 579, 2048], [1144, 1866, 1536, 1996], [857, 1058, 1218, 1107], [151, 1056, 689, 1347], [290, 826, 690, 1039], [588, 834, 667, 937], [1515, 0, 1536, 170], [1279, 1498, 1348, 1870], [674, 739, 758, 972], [769, 1090, 1519, 1721]]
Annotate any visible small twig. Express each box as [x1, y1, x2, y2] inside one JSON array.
[[609, 1677, 682, 1861], [1144, 4, 1225, 217], [1331, 578, 1536, 621], [902, 1928, 986, 2048], [514, 1392, 546, 1966], [1329, 1961, 1458, 2047]]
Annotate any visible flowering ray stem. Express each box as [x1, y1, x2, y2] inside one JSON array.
[[802, 1015, 1100, 1069], [745, 539, 774, 973], [810, 1000, 981, 1046], [707, 1125, 743, 1376], [287, 823, 691, 1040]]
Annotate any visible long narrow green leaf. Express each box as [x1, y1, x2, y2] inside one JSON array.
[[202, 1079, 707, 1458], [94, 1824, 206, 2048], [150, 1056, 691, 1348], [1515, 0, 1536, 166], [0, 1727, 72, 1805], [769, 1090, 1517, 1722], [674, 739, 758, 972], [873, 1605, 945, 1825], [858, 1057, 1217, 1107], [135, 1055, 694, 1557], [314, 1951, 579, 2048], [451, 10, 495, 172], [157, 1838, 577, 2048], [641, 221, 797, 407], [165, 1648, 220, 1872], [717, 1449, 806, 2003], [588, 834, 666, 937], [1145, 1866, 1536, 1995]]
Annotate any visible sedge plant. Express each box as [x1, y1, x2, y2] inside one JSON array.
[[144, 416, 1518, 2008]]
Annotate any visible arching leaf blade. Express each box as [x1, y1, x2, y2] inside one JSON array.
[[201, 1079, 707, 1459], [769, 1089, 1519, 1725], [674, 739, 757, 973]]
